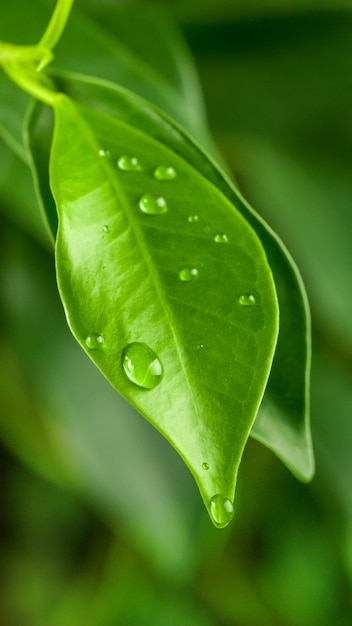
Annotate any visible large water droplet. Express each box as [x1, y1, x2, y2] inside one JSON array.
[[187, 215, 199, 223], [179, 267, 199, 282], [139, 194, 168, 215], [85, 333, 104, 350], [239, 293, 256, 306], [214, 233, 229, 244], [154, 165, 177, 180], [210, 494, 234, 528], [122, 342, 163, 389], [117, 155, 143, 171]]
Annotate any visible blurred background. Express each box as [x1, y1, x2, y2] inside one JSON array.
[[0, 0, 352, 624]]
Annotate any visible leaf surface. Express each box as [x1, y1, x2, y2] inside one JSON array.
[[49, 94, 279, 523], [28, 74, 313, 480]]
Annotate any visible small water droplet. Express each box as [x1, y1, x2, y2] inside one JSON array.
[[102, 225, 110, 233], [99, 149, 111, 158], [154, 165, 177, 180], [187, 215, 199, 223], [202, 462, 209, 471], [197, 344, 204, 350], [179, 267, 199, 282], [214, 233, 229, 244], [117, 155, 143, 171], [122, 342, 163, 389], [210, 494, 234, 528], [239, 293, 256, 306], [85, 333, 104, 350], [139, 194, 168, 215]]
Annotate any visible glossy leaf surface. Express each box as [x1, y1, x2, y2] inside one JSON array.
[[49, 94, 279, 523], [28, 74, 313, 480]]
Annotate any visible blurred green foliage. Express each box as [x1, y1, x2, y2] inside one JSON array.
[[0, 0, 352, 624]]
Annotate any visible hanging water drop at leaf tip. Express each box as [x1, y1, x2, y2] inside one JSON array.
[[210, 494, 234, 528], [122, 342, 163, 389]]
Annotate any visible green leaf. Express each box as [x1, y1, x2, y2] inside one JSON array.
[[49, 93, 278, 525], [27, 74, 313, 481]]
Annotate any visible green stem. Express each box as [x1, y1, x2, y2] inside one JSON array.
[[0, 0, 75, 105], [4, 62, 57, 107], [39, 0, 75, 53]]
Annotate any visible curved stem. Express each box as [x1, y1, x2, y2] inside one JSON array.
[[4, 62, 57, 107], [39, 0, 75, 53]]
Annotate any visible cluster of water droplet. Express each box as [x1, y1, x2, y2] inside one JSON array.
[[95, 149, 257, 382]]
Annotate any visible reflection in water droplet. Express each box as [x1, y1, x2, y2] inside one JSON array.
[[154, 165, 177, 180], [239, 293, 256, 306], [122, 342, 163, 389], [117, 155, 143, 171], [85, 333, 104, 349], [188, 215, 199, 223], [202, 462, 209, 471], [102, 225, 110, 233], [210, 494, 234, 528], [99, 149, 111, 158], [214, 233, 229, 243], [139, 194, 168, 215], [179, 267, 199, 282]]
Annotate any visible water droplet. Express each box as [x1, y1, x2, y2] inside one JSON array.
[[85, 333, 104, 350], [102, 225, 110, 233], [204, 226, 211, 234], [197, 343, 204, 350], [202, 462, 209, 471], [98, 149, 111, 158], [239, 293, 256, 306], [117, 155, 143, 171], [179, 267, 199, 282], [139, 194, 168, 215], [187, 215, 199, 223], [214, 233, 229, 244], [210, 494, 234, 528], [122, 342, 163, 389], [154, 165, 177, 180]]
